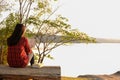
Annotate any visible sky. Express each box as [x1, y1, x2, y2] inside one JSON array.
[[54, 0, 120, 38], [43, 0, 120, 77]]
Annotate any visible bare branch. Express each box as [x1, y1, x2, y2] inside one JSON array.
[[41, 42, 64, 56], [22, 0, 27, 12], [23, 1, 30, 16], [25, 0, 32, 26], [36, 6, 60, 35], [19, 0, 23, 23]]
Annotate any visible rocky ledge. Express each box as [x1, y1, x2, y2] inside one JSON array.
[[78, 71, 120, 80]]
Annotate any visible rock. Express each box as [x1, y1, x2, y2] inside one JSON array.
[[113, 71, 120, 75], [78, 75, 103, 80]]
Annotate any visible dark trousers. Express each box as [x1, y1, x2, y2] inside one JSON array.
[[30, 54, 34, 66]]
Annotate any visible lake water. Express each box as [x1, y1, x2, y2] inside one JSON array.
[[42, 43, 120, 77]]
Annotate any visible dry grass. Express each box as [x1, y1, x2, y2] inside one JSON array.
[[61, 76, 89, 80]]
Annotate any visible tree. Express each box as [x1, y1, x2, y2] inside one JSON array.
[[18, 0, 33, 24], [25, 0, 95, 63], [0, 0, 95, 64], [0, 13, 20, 64], [0, 0, 7, 13], [28, 15, 95, 63], [0, 0, 11, 64]]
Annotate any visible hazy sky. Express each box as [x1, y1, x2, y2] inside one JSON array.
[[43, 0, 120, 77], [55, 0, 120, 38]]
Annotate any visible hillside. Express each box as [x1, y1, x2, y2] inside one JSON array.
[[62, 71, 120, 80]]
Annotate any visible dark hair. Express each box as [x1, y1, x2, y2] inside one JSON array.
[[7, 23, 25, 46]]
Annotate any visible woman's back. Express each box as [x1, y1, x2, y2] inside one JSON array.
[[7, 37, 32, 68]]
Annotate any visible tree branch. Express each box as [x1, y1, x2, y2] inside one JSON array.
[[36, 6, 60, 35], [19, 0, 23, 23]]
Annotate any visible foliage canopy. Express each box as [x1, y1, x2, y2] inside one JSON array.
[[0, 0, 95, 64]]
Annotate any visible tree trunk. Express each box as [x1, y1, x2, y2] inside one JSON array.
[[0, 46, 3, 64], [38, 54, 41, 63], [40, 55, 45, 63], [38, 54, 44, 63]]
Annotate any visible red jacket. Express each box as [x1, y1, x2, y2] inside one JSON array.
[[7, 37, 32, 68]]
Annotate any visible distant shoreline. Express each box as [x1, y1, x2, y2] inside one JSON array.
[[95, 38, 120, 43]]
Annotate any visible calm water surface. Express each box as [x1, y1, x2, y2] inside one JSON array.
[[42, 43, 120, 77]]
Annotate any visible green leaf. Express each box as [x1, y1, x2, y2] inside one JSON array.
[[46, 54, 54, 60]]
